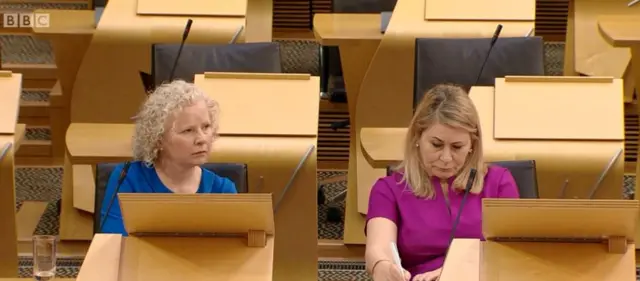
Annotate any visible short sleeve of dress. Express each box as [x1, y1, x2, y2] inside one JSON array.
[[497, 169, 520, 198], [365, 178, 399, 233]]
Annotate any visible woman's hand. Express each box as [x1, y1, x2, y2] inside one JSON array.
[[412, 268, 442, 281], [372, 261, 411, 281]]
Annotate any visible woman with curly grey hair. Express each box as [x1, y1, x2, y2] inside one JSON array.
[[99, 80, 237, 235]]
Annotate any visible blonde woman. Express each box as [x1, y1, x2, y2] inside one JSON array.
[[365, 84, 519, 281], [100, 80, 237, 235]]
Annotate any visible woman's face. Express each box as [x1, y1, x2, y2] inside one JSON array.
[[159, 100, 214, 167], [418, 123, 472, 179]]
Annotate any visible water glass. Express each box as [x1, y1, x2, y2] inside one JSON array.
[[33, 235, 56, 281]]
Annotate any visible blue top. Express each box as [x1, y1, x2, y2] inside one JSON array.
[[99, 161, 237, 235]]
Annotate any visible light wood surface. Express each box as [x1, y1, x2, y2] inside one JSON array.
[[439, 239, 481, 281], [483, 199, 638, 239], [0, 72, 22, 135], [493, 76, 623, 140], [441, 200, 638, 281], [137, 0, 247, 16], [482, 199, 637, 281], [13, 124, 25, 151], [77, 234, 274, 281], [0, 138, 17, 278], [118, 194, 275, 235], [567, 0, 635, 102], [424, 0, 535, 21], [313, 14, 383, 45], [61, 73, 319, 281], [195, 73, 318, 136], [598, 16, 640, 246], [0, 72, 22, 277], [69, 0, 273, 124], [313, 13, 382, 244], [72, 165, 95, 213]]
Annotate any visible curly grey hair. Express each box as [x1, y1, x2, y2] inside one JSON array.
[[132, 80, 220, 166]]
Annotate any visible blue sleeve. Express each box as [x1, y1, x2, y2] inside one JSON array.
[[213, 175, 237, 194], [99, 163, 133, 235]]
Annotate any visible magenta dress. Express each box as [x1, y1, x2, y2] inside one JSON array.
[[366, 165, 520, 277]]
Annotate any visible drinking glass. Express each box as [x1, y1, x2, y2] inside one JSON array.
[[33, 235, 56, 281]]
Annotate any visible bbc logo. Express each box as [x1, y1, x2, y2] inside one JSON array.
[[3, 13, 50, 28]]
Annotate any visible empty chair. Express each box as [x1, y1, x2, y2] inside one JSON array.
[[93, 162, 249, 233], [413, 37, 544, 107], [148, 42, 282, 89]]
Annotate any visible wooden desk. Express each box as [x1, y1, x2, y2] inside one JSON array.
[[0, 72, 22, 135], [598, 15, 640, 164], [0, 72, 24, 277], [598, 15, 640, 245], [68, 0, 273, 124], [564, 0, 636, 102], [0, 139, 16, 278]]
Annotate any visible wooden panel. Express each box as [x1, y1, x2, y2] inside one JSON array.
[[318, 110, 349, 162], [273, 0, 331, 31], [626, 110, 638, 163], [535, 0, 570, 41]]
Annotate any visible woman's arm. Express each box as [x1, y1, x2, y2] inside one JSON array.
[[497, 169, 520, 198], [365, 179, 400, 274], [366, 218, 398, 273]]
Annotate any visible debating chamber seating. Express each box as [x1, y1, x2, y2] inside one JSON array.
[[2, 0, 640, 280], [92, 162, 249, 233]]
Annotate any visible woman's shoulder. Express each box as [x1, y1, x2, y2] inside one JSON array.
[[372, 172, 409, 194], [483, 164, 513, 186], [107, 161, 146, 178], [200, 168, 238, 193], [485, 164, 511, 178]]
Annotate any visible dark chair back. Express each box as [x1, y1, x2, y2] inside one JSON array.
[[489, 160, 539, 199], [93, 162, 249, 233], [333, 0, 397, 13], [151, 42, 282, 87], [413, 37, 544, 108], [385, 160, 539, 198]]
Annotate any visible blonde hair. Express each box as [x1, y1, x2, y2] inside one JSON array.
[[395, 84, 485, 198], [132, 80, 220, 166]]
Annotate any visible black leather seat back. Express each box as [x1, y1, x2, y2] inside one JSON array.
[[414, 37, 544, 108], [333, 0, 397, 13], [94, 162, 249, 233], [152, 42, 282, 87], [384, 160, 539, 198], [94, 163, 118, 234], [489, 160, 539, 198]]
